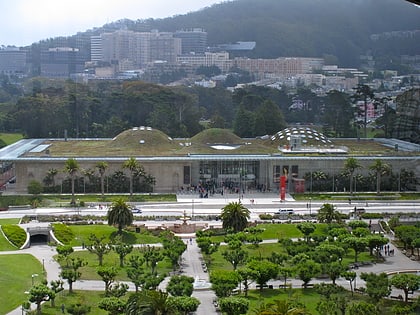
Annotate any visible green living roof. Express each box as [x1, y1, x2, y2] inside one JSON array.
[[17, 127, 418, 158]]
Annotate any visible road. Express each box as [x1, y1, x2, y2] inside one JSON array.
[[1, 192, 419, 221]]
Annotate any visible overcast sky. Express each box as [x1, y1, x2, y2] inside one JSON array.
[[0, 0, 225, 47]]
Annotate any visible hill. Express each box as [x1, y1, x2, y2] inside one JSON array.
[[127, 0, 420, 67]]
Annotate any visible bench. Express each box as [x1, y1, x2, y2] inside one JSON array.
[[301, 283, 314, 288], [8, 205, 32, 210], [390, 295, 403, 300], [279, 283, 292, 289]]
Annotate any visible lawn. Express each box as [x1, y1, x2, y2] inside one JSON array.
[[0, 254, 44, 314], [244, 287, 412, 315], [59, 224, 162, 246], [0, 132, 24, 145], [65, 249, 173, 281], [40, 290, 109, 315]]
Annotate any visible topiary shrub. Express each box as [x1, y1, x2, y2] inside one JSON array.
[[1, 224, 27, 248], [52, 223, 75, 244]]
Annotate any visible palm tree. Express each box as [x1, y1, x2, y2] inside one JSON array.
[[125, 290, 176, 315], [64, 158, 79, 205], [369, 159, 391, 194], [317, 203, 342, 224], [96, 161, 108, 198], [47, 168, 58, 187], [344, 157, 362, 195], [107, 198, 133, 234], [220, 201, 250, 232], [123, 157, 140, 199], [252, 299, 306, 315]]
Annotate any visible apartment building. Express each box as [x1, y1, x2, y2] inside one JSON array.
[[0, 47, 28, 75]]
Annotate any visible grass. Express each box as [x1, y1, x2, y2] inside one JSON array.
[[0, 132, 24, 145], [38, 290, 109, 315], [63, 224, 161, 247], [64, 249, 173, 281], [0, 219, 21, 251], [0, 254, 44, 314]]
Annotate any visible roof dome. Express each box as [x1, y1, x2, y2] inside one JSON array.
[[270, 127, 332, 145]]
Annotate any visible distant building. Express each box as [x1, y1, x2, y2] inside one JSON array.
[[177, 52, 232, 73], [0, 47, 28, 75], [91, 30, 181, 72], [40, 47, 85, 78], [174, 28, 208, 54], [233, 57, 324, 79]]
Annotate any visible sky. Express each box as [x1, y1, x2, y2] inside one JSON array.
[[0, 0, 225, 47]]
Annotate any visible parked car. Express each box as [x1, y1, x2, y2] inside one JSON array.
[[277, 209, 294, 215], [131, 207, 142, 213]]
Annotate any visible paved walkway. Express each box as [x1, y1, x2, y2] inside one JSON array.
[[1, 193, 420, 314]]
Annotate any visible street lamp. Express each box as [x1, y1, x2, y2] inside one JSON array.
[[31, 273, 38, 286], [309, 197, 312, 216]]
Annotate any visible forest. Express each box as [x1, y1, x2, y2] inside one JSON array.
[[0, 76, 378, 140]]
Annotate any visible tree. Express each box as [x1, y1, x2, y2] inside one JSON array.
[[98, 297, 126, 315], [64, 158, 79, 204], [325, 261, 345, 284], [345, 236, 368, 262], [49, 279, 64, 307], [366, 234, 388, 258], [347, 301, 379, 315], [369, 159, 391, 194], [113, 235, 133, 267], [390, 273, 420, 303], [394, 225, 420, 255], [219, 297, 249, 315], [141, 246, 164, 274], [360, 272, 391, 302], [297, 222, 316, 243], [66, 303, 91, 315], [196, 236, 220, 255], [86, 234, 112, 266], [28, 284, 52, 315], [125, 290, 177, 315], [166, 275, 194, 297], [96, 161, 109, 198], [352, 84, 375, 138], [247, 260, 278, 291], [220, 201, 250, 232], [56, 244, 74, 267], [60, 257, 86, 293], [222, 240, 248, 270], [295, 259, 321, 288], [237, 267, 257, 297], [126, 254, 145, 292], [317, 203, 342, 224], [210, 270, 241, 298], [258, 299, 307, 315], [97, 266, 119, 295], [123, 157, 141, 198], [161, 233, 187, 270], [342, 271, 357, 296], [27, 180, 43, 195], [170, 296, 200, 315], [344, 157, 362, 195], [107, 198, 133, 234]]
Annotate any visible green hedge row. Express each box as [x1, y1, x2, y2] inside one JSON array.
[[1, 224, 26, 248]]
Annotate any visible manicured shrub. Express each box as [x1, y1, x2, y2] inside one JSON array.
[[52, 223, 75, 244], [1, 224, 27, 248]]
